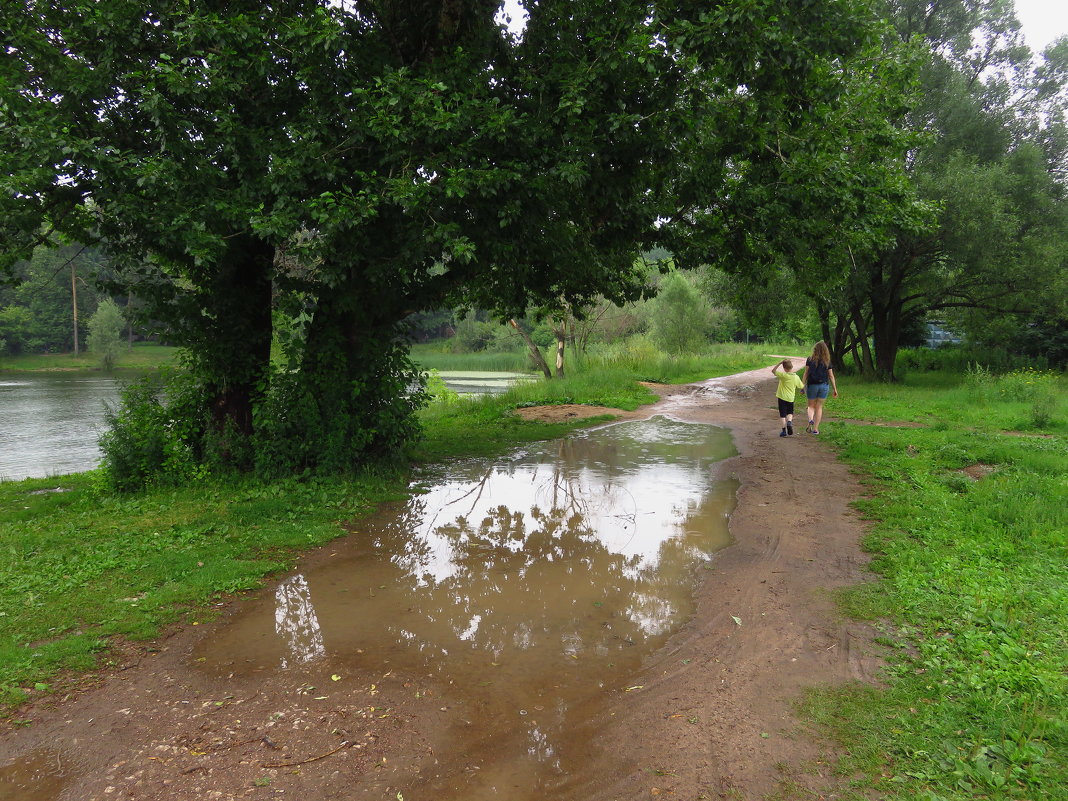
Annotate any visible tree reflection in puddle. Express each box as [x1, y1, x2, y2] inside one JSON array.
[[195, 416, 737, 799], [274, 575, 326, 668]]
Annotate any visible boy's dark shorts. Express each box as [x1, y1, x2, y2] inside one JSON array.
[[777, 398, 795, 417]]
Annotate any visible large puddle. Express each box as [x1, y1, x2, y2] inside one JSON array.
[[194, 416, 737, 799]]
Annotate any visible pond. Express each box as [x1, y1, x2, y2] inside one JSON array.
[[194, 416, 737, 800], [0, 371, 533, 482], [0, 373, 123, 482]]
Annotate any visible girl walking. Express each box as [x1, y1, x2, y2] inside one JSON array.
[[800, 341, 838, 434]]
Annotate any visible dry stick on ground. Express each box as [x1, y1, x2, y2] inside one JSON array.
[[262, 740, 353, 769]]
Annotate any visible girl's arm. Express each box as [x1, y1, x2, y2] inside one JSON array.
[[828, 368, 838, 397]]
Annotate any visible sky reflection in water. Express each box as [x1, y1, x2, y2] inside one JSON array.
[[203, 416, 737, 799]]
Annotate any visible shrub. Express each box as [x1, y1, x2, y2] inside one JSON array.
[[98, 371, 210, 492]]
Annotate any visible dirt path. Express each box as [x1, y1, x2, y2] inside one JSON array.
[[0, 367, 880, 801]]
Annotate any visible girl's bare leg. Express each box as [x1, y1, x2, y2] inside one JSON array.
[[812, 398, 826, 430]]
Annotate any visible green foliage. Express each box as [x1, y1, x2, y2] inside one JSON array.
[[814, 4, 1068, 378], [253, 337, 426, 477], [804, 370, 1068, 799], [1, 0, 917, 481], [425, 369, 461, 406], [0, 305, 32, 356], [98, 372, 210, 493], [647, 273, 711, 354], [86, 298, 124, 370]]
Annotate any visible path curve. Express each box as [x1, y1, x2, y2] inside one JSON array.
[[0, 367, 880, 801]]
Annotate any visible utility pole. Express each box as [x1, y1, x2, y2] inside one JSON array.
[[71, 263, 79, 355]]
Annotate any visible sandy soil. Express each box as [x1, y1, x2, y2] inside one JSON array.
[[0, 366, 881, 801]]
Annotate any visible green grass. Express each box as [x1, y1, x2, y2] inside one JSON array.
[[0, 343, 180, 372], [410, 345, 534, 372], [830, 367, 1068, 434], [0, 470, 414, 705], [582, 339, 804, 383], [800, 369, 1068, 801], [0, 395, 590, 707]]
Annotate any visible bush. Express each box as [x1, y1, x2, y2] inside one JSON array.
[[99, 371, 210, 492], [0, 306, 32, 356]]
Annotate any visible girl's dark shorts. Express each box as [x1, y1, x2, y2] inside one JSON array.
[[777, 398, 795, 417]]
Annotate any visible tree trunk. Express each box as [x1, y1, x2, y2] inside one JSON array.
[[870, 290, 903, 381], [510, 319, 552, 379], [127, 292, 134, 350], [204, 235, 275, 440], [553, 317, 566, 378]]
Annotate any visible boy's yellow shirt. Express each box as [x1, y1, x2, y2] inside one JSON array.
[[774, 368, 804, 402]]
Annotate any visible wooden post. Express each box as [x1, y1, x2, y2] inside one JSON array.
[[71, 263, 79, 355]]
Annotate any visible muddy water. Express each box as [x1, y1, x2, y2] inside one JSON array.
[[195, 416, 736, 799], [0, 748, 71, 799]]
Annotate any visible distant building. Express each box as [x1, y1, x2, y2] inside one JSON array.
[[925, 321, 962, 348]]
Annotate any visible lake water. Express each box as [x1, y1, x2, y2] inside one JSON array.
[[0, 371, 534, 482]]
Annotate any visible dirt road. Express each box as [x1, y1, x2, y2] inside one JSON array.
[[0, 366, 879, 800]]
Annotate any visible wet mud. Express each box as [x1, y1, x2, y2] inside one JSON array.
[[1, 365, 881, 801]]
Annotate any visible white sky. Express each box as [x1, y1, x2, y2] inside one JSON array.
[[499, 0, 1067, 53], [1014, 0, 1068, 52]]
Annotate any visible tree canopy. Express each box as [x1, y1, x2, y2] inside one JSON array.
[[1, 0, 922, 480]]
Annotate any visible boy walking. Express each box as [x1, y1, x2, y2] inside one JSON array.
[[771, 358, 804, 437]]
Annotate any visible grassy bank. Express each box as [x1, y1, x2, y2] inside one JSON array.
[[0, 343, 180, 372], [413, 340, 802, 383], [803, 369, 1067, 800]]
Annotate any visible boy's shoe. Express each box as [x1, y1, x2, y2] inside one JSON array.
[[786, 423, 794, 436], [779, 430, 788, 437]]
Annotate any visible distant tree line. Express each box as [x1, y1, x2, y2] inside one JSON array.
[[0, 243, 142, 357]]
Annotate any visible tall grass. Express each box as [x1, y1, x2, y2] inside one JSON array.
[[802, 369, 1068, 800], [0, 343, 179, 372], [895, 345, 1051, 376]]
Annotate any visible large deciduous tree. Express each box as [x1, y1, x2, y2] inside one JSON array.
[[1, 0, 912, 478], [825, 0, 1068, 378]]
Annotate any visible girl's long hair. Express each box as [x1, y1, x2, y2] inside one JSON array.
[[810, 340, 831, 366]]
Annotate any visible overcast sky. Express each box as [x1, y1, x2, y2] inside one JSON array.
[[1014, 0, 1068, 51], [498, 1, 1067, 53]]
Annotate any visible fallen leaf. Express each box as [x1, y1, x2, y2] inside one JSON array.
[[730, 615, 742, 627]]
